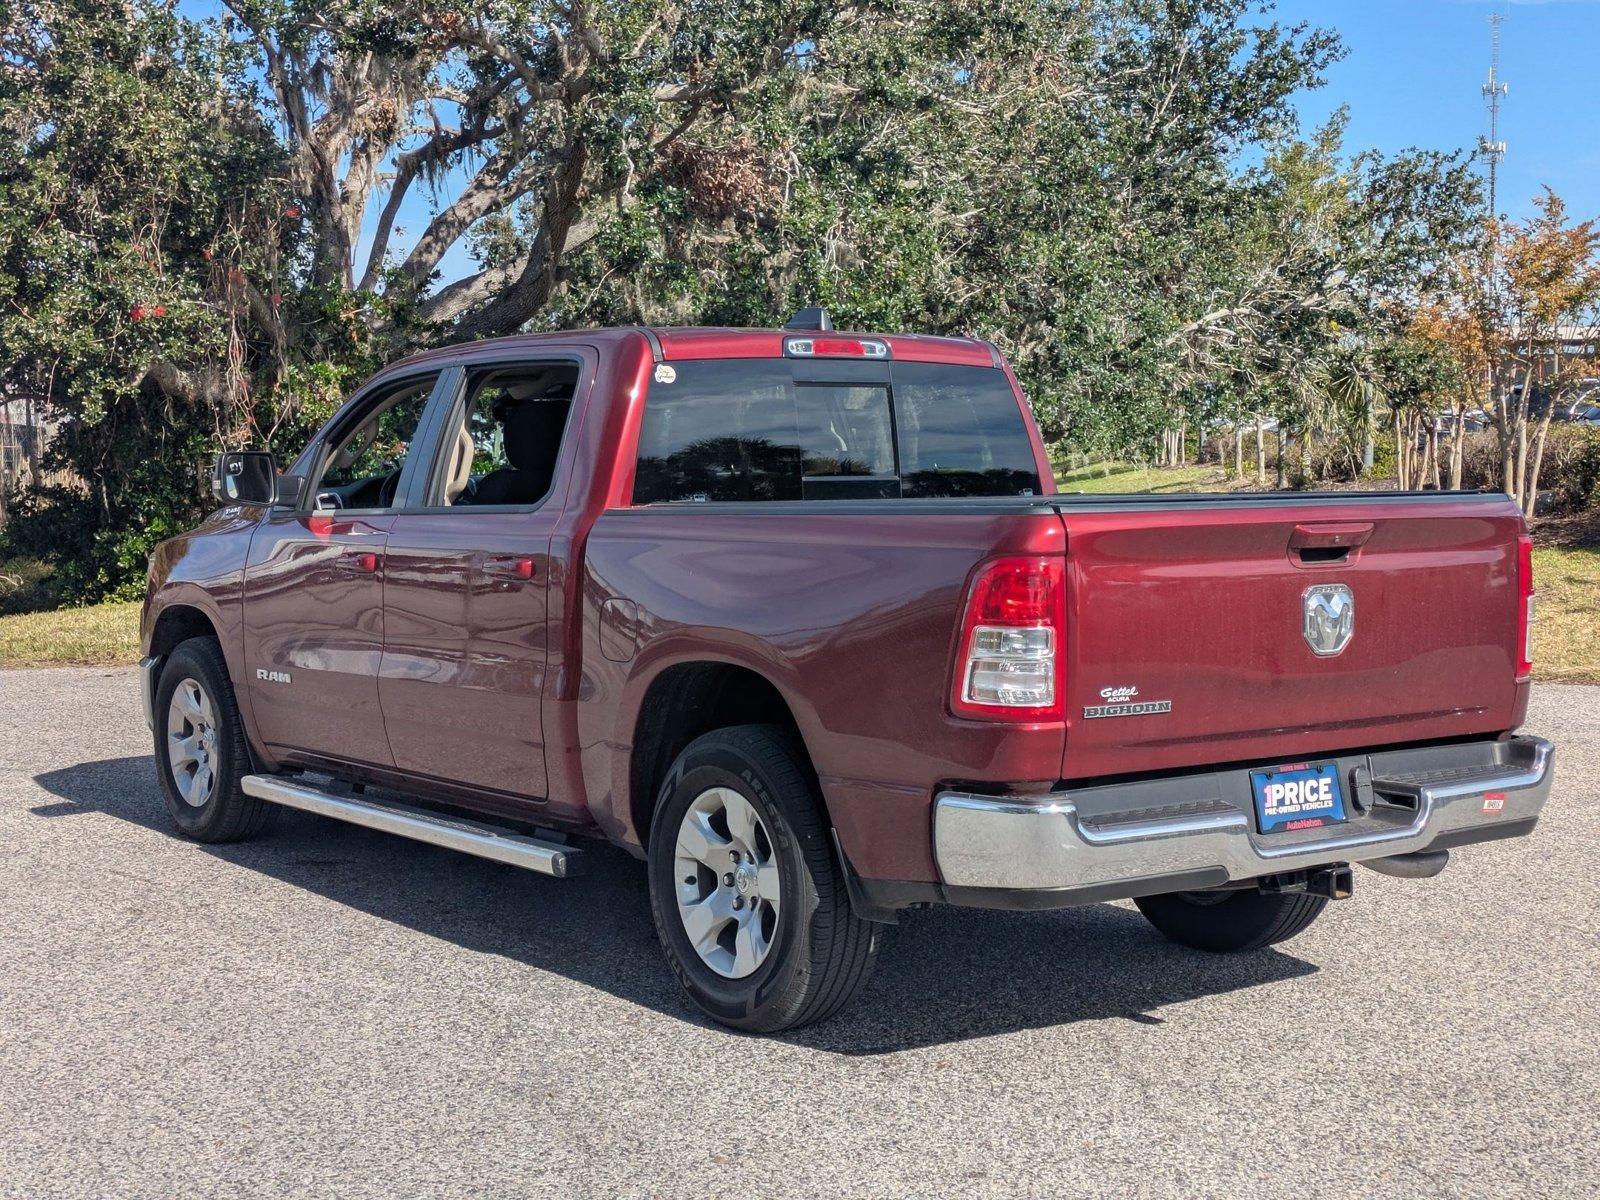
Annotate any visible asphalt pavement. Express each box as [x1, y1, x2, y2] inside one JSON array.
[[1, 667, 1595, 1198]]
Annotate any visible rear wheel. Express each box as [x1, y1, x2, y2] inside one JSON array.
[[153, 637, 270, 843], [647, 724, 880, 1033], [1134, 887, 1329, 952]]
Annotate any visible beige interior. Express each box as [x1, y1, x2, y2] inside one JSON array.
[[444, 425, 474, 503]]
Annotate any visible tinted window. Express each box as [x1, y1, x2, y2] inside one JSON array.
[[892, 362, 1041, 498], [633, 361, 803, 503], [633, 359, 1040, 503]]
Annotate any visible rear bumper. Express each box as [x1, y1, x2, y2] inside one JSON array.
[[932, 735, 1552, 902]]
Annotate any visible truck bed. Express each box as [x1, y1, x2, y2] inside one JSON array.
[[581, 486, 1527, 882]]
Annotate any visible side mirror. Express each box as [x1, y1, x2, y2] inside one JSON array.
[[211, 451, 280, 505]]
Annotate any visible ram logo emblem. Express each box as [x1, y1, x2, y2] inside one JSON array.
[[1303, 584, 1355, 657], [256, 668, 292, 684]]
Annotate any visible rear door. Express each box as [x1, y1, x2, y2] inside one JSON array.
[[1056, 494, 1527, 780], [243, 370, 444, 768], [375, 352, 589, 806]]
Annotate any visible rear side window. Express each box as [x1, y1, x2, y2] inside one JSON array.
[[892, 362, 1043, 499], [632, 359, 1040, 503]]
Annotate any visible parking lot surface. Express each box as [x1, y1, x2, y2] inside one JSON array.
[[1, 667, 1595, 1198]]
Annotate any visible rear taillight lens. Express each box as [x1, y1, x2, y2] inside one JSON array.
[[1516, 533, 1534, 680], [951, 556, 1065, 720]]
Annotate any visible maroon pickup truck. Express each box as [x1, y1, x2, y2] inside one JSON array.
[[142, 313, 1553, 1032]]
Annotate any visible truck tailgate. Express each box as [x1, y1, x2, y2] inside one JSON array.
[[1057, 493, 1528, 780]]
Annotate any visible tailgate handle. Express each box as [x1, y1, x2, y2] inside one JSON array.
[[1289, 522, 1373, 563]]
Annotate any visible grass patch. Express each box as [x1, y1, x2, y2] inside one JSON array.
[[1054, 461, 1237, 494], [0, 600, 141, 667], [1531, 545, 1600, 684]]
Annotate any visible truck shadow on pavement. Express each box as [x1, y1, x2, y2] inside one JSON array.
[[33, 755, 1318, 1055]]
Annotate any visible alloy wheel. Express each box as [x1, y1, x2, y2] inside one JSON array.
[[673, 787, 782, 979], [166, 678, 220, 808]]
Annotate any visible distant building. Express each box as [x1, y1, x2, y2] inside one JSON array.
[[0, 393, 53, 489]]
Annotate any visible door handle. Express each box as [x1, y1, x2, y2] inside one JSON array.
[[1288, 522, 1373, 550], [336, 550, 381, 574], [483, 555, 537, 582]]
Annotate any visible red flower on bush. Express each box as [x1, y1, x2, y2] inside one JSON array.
[[129, 304, 148, 321], [284, 205, 302, 218]]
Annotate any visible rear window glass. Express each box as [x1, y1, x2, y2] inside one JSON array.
[[891, 362, 1043, 499], [632, 359, 1040, 503]]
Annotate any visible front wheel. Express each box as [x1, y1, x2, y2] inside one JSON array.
[[153, 637, 271, 843], [646, 725, 880, 1033], [1134, 887, 1329, 952]]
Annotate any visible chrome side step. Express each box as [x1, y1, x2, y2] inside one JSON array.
[[240, 774, 576, 877]]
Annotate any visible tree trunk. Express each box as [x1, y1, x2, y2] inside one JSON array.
[[0, 402, 10, 527], [1234, 427, 1243, 478], [1394, 409, 1407, 490], [1524, 404, 1559, 518], [1255, 418, 1266, 485], [1417, 419, 1435, 490], [1449, 408, 1466, 490]]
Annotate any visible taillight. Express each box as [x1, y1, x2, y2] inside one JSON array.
[[950, 556, 1065, 720], [783, 336, 890, 359], [1516, 533, 1534, 680]]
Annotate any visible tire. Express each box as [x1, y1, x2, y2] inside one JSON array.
[[1134, 887, 1329, 953], [646, 724, 881, 1033], [153, 636, 271, 843]]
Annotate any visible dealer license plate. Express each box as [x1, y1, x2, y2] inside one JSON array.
[[1250, 762, 1347, 834]]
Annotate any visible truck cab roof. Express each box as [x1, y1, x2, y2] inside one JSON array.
[[381, 324, 1001, 376]]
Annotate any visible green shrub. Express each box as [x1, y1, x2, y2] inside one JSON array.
[[0, 554, 57, 615], [1457, 425, 1600, 510]]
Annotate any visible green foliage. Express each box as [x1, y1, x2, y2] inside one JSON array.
[[1, 0, 1492, 602], [0, 0, 293, 599]]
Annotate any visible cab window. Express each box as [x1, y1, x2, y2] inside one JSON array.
[[430, 363, 578, 508], [309, 374, 437, 510]]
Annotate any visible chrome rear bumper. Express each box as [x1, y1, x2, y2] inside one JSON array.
[[934, 736, 1553, 894]]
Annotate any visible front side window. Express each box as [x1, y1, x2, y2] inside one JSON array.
[[632, 359, 1040, 503], [310, 374, 437, 510]]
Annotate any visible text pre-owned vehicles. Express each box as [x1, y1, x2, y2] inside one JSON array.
[[142, 313, 1553, 1032]]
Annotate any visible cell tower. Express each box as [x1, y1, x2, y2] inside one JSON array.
[[1479, 13, 1509, 219]]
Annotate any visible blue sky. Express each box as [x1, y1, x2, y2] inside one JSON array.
[[1275, 0, 1600, 222]]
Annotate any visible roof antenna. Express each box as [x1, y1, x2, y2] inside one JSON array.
[[784, 307, 833, 332]]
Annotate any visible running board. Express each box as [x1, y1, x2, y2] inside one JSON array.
[[240, 774, 576, 877]]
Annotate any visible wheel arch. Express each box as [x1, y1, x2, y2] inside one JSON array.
[[626, 658, 817, 852], [147, 602, 222, 660]]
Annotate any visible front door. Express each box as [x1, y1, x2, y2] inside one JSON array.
[[243, 370, 442, 769], [376, 357, 584, 805]]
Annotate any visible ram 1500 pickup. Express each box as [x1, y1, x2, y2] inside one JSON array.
[[142, 313, 1553, 1032]]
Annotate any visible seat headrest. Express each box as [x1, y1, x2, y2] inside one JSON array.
[[500, 400, 569, 473]]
